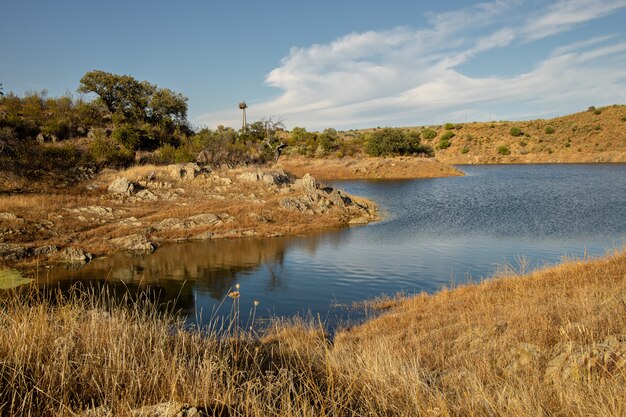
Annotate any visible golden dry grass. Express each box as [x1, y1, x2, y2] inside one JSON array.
[[276, 156, 463, 180], [418, 104, 626, 164], [0, 250, 624, 416]]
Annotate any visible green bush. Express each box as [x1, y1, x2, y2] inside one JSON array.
[[444, 123, 455, 130], [509, 127, 523, 137], [621, 117, 626, 122], [88, 138, 134, 166], [421, 129, 437, 140], [461, 147, 470, 154], [111, 125, 151, 151], [544, 126, 555, 134], [593, 109, 602, 115], [497, 145, 510, 155], [365, 127, 432, 156], [588, 106, 596, 112]]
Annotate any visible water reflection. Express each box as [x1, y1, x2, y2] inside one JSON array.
[[39, 233, 351, 323]]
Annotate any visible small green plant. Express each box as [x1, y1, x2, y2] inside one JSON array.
[[509, 127, 523, 137], [620, 116, 626, 122], [444, 123, 455, 130], [519, 140, 527, 147], [461, 147, 470, 154], [441, 131, 455, 141], [594, 109, 602, 115], [545, 126, 555, 134], [564, 143, 571, 148], [421, 129, 437, 140], [588, 106, 596, 112], [547, 147, 553, 154], [497, 145, 510, 155]]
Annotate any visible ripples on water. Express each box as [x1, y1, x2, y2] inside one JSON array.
[[41, 164, 626, 327]]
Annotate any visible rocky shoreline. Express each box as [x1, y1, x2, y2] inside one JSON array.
[[0, 164, 378, 270]]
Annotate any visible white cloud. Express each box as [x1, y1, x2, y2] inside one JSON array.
[[196, 0, 626, 130]]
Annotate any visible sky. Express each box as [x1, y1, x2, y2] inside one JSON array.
[[2, 0, 626, 130]]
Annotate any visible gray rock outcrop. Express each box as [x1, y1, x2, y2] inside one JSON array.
[[61, 247, 92, 263], [110, 234, 156, 252], [107, 177, 135, 195]]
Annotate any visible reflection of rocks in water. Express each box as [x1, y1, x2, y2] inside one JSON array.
[[41, 234, 347, 305]]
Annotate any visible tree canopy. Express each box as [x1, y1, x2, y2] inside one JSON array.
[[78, 70, 188, 127]]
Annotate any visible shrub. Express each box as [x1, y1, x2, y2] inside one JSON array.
[[594, 109, 602, 115], [509, 127, 523, 137], [441, 131, 455, 141], [588, 106, 596, 112], [365, 127, 428, 156], [88, 138, 134, 166], [621, 117, 626, 122], [461, 147, 470, 154], [111, 125, 151, 151], [497, 145, 510, 155], [544, 126, 555, 134], [519, 140, 527, 147], [421, 129, 437, 140], [444, 123, 455, 130]]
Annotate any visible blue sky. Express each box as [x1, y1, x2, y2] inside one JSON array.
[[2, 0, 626, 130]]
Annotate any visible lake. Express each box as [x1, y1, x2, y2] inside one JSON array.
[[39, 164, 626, 328]]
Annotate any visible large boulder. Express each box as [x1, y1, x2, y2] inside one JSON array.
[[292, 173, 318, 192], [110, 234, 156, 252], [61, 247, 92, 263], [107, 177, 135, 195], [169, 163, 201, 181]]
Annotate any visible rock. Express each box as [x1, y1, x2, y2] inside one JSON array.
[[0, 212, 18, 221], [237, 170, 290, 186], [61, 247, 92, 263], [292, 173, 318, 192], [110, 234, 156, 252], [280, 197, 311, 212], [33, 245, 58, 256], [152, 213, 223, 231], [119, 217, 142, 226], [0, 244, 31, 260], [544, 338, 626, 383], [169, 163, 200, 181], [136, 189, 158, 201], [107, 177, 135, 195], [349, 216, 370, 225]]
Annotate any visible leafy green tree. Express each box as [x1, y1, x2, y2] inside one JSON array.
[[147, 88, 188, 125], [78, 70, 188, 129], [78, 70, 153, 123]]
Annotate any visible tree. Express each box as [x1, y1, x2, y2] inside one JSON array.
[[78, 70, 187, 127], [0, 83, 4, 97]]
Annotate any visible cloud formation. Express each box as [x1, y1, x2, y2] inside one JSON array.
[[197, 0, 626, 130]]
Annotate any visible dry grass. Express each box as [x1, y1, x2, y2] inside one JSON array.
[[0, 250, 624, 416], [277, 156, 463, 180], [420, 104, 626, 164]]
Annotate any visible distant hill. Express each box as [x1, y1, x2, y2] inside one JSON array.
[[347, 105, 626, 163]]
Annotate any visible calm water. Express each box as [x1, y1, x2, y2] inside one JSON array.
[[40, 164, 626, 327]]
